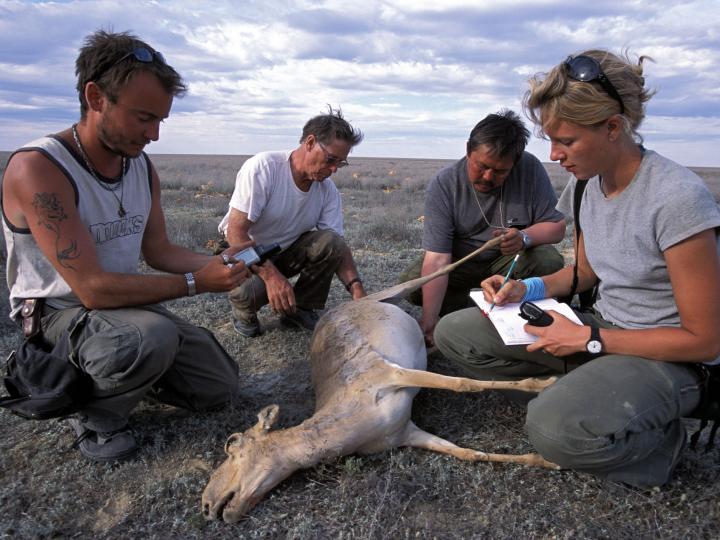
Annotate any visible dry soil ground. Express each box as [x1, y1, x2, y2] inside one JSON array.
[[0, 152, 719, 539]]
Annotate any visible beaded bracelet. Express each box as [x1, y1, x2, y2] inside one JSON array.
[[521, 277, 545, 302]]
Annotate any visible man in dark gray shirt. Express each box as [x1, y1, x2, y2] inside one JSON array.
[[399, 110, 566, 345]]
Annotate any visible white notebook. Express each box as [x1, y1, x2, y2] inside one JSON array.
[[469, 290, 583, 346]]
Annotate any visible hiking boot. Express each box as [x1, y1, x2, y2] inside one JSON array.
[[280, 307, 321, 331], [232, 313, 262, 337], [67, 417, 139, 463]]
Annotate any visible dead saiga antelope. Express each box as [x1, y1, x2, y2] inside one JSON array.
[[203, 236, 558, 522]]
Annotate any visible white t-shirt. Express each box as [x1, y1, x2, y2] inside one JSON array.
[[218, 151, 344, 249]]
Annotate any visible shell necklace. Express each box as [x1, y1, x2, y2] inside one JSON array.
[[71, 124, 127, 218]]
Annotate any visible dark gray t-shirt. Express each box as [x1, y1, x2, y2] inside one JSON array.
[[557, 149, 720, 331], [423, 152, 564, 261]]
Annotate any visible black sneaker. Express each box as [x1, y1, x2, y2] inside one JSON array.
[[280, 308, 320, 331], [232, 313, 262, 337], [67, 417, 139, 462]]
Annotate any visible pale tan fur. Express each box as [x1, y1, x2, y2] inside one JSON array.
[[202, 236, 558, 522]]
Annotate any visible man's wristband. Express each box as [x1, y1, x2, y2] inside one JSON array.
[[345, 277, 362, 292], [520, 277, 545, 302], [185, 272, 197, 297]]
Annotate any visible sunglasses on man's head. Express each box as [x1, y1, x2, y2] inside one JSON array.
[[112, 47, 166, 69], [563, 55, 625, 115], [94, 47, 167, 81]]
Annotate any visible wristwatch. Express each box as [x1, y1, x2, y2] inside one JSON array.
[[586, 326, 603, 355], [520, 230, 532, 250]]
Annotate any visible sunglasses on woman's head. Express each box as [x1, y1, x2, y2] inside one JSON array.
[[564, 55, 625, 114]]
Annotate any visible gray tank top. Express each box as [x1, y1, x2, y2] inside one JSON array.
[[1, 135, 152, 319]]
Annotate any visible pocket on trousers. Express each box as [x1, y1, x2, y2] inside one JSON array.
[[73, 312, 142, 384]]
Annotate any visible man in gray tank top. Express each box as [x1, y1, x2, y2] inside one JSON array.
[[0, 31, 253, 462]]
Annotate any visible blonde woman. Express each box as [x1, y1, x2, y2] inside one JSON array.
[[434, 50, 720, 487]]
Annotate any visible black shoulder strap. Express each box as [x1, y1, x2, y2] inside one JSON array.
[[573, 178, 588, 237], [567, 179, 598, 309]]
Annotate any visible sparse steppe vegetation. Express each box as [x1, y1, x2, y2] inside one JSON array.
[[0, 151, 719, 539]]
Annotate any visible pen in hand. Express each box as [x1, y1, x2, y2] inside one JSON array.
[[489, 253, 520, 312]]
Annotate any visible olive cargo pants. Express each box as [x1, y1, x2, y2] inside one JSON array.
[[229, 229, 347, 321], [434, 306, 704, 487], [41, 304, 239, 432]]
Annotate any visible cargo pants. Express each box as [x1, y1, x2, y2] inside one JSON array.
[[229, 229, 347, 322], [41, 304, 240, 432], [434, 306, 704, 487]]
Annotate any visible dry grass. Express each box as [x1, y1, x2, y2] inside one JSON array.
[[1, 152, 719, 539]]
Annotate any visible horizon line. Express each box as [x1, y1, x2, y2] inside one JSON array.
[[1, 149, 718, 170]]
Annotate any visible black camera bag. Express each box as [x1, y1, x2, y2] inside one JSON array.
[[689, 364, 720, 452], [1, 323, 92, 420]]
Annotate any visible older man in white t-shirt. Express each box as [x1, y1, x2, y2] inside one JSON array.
[[218, 109, 366, 336]]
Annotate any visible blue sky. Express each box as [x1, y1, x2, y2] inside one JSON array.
[[1, 0, 719, 166]]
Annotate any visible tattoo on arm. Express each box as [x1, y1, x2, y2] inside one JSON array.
[[32, 192, 81, 270]]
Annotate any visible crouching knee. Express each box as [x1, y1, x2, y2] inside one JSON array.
[[526, 391, 686, 486], [525, 390, 606, 471], [196, 364, 241, 411], [78, 311, 180, 391], [307, 230, 346, 262]]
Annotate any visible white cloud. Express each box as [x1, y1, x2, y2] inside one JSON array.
[[0, 100, 38, 111], [0, 0, 719, 166]]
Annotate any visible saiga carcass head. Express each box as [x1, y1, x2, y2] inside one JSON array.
[[202, 404, 293, 523]]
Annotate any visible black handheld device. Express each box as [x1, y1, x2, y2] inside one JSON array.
[[231, 243, 281, 266], [519, 301, 553, 327]]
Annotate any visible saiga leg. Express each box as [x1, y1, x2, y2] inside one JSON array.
[[385, 365, 557, 394], [403, 422, 560, 469]]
